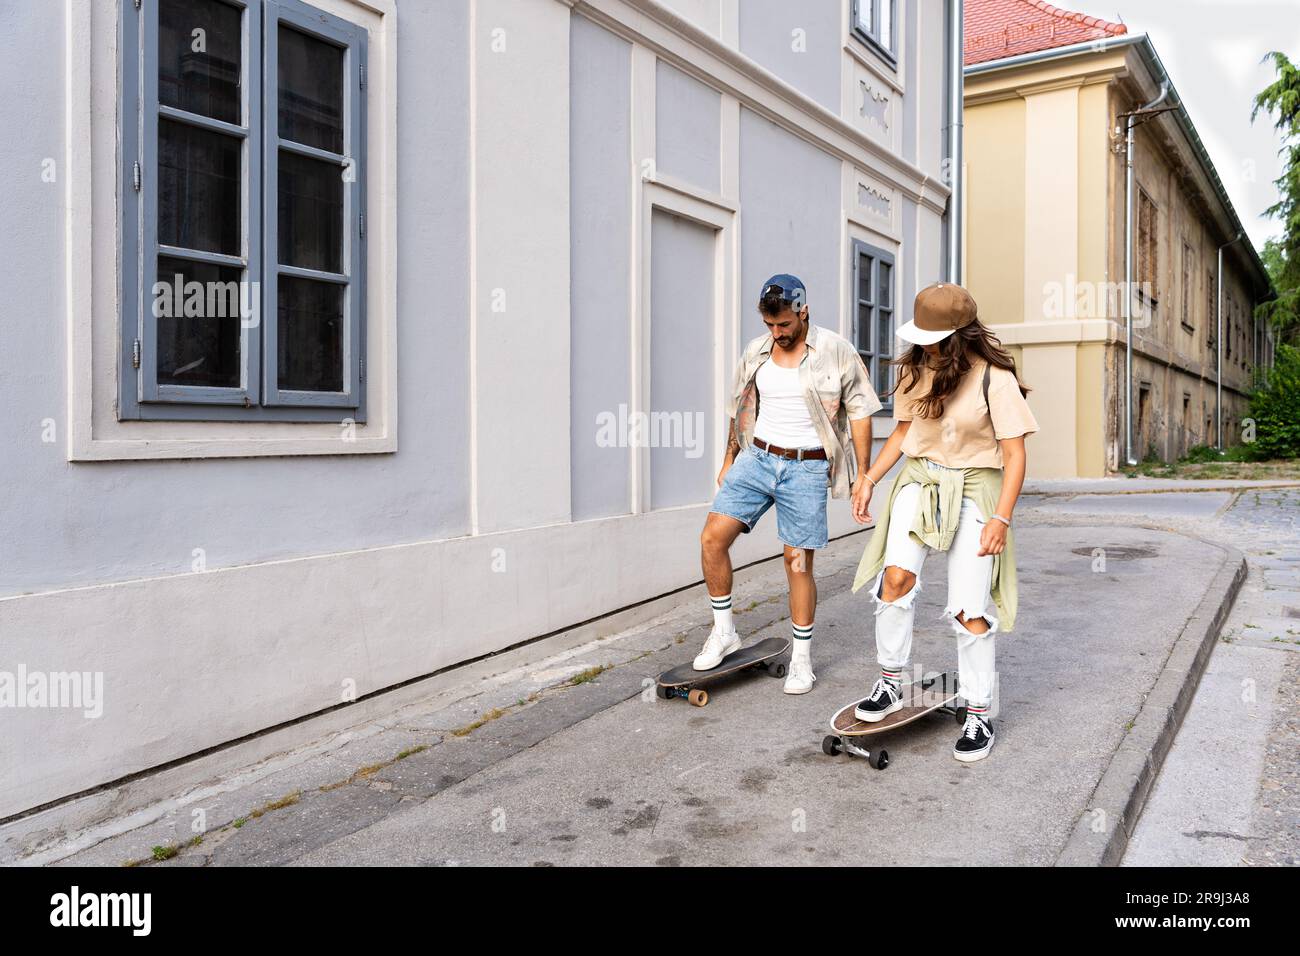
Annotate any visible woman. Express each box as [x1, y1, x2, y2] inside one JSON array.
[[849, 282, 1038, 762]]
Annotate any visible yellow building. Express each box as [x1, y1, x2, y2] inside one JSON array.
[[962, 1, 1275, 477]]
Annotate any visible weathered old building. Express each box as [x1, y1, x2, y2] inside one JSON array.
[[963, 0, 1275, 476]]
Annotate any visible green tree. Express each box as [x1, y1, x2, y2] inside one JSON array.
[[1253, 52, 1300, 344], [1246, 342, 1300, 458]]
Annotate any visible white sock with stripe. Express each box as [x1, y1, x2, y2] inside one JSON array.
[[710, 594, 735, 634], [792, 622, 813, 662]]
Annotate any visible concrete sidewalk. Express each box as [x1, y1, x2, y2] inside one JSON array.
[[13, 508, 1244, 867]]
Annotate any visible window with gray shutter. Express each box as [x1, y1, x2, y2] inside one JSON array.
[[851, 0, 897, 65], [120, 0, 367, 422], [852, 240, 895, 412]]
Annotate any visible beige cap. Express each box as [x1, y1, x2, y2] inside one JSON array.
[[896, 282, 979, 345]]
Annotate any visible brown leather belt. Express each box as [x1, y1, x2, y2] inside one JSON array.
[[752, 437, 827, 460]]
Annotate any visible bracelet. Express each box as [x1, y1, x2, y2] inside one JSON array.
[[991, 514, 1011, 526], [862, 475, 877, 489]]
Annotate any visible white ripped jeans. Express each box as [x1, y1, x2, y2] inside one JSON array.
[[868, 460, 999, 711]]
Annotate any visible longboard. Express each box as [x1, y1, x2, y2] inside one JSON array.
[[656, 637, 790, 707], [822, 671, 965, 769]]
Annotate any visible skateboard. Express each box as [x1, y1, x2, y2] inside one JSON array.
[[656, 637, 791, 706], [821, 671, 965, 769]]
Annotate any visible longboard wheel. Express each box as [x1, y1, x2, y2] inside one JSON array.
[[655, 683, 672, 700], [688, 688, 708, 707], [821, 735, 842, 757], [869, 749, 889, 770], [770, 662, 787, 679], [954, 705, 968, 725]]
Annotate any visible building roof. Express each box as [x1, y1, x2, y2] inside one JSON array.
[[965, 0, 1128, 65], [963, 30, 1274, 298]]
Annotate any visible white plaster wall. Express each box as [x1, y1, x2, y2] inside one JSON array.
[[0, 0, 951, 818]]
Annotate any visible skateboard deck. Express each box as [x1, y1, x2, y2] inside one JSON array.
[[822, 672, 965, 768], [656, 637, 790, 706]]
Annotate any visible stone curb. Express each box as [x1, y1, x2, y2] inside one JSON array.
[[1055, 530, 1249, 866]]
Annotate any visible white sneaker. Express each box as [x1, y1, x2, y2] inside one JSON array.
[[692, 627, 741, 670], [783, 657, 816, 694]]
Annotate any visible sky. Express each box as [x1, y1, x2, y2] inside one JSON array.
[[1054, 0, 1300, 256]]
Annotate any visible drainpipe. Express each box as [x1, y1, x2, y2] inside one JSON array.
[[1122, 80, 1170, 466], [945, 0, 964, 283], [1216, 232, 1245, 450]]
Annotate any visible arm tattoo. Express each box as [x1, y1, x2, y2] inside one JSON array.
[[724, 419, 741, 457]]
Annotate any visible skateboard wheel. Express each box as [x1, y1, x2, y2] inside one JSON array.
[[870, 749, 889, 770], [954, 705, 968, 725], [655, 684, 672, 700], [688, 689, 708, 707], [771, 662, 787, 679], [822, 735, 842, 756]]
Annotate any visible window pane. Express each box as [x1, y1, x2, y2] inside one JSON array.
[[158, 119, 242, 255], [874, 358, 889, 397], [879, 0, 893, 50], [278, 150, 344, 273], [853, 0, 869, 33], [278, 276, 344, 392], [159, 0, 242, 124], [857, 305, 872, 354], [879, 310, 892, 358], [278, 24, 345, 153], [155, 256, 243, 388], [879, 261, 892, 308], [858, 255, 873, 304]]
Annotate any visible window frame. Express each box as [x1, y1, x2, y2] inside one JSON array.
[[1205, 267, 1215, 349], [1135, 187, 1158, 308], [850, 0, 897, 67], [142, 0, 263, 410], [1226, 295, 1233, 362], [264, 0, 368, 410], [1180, 239, 1194, 333], [119, 0, 368, 423], [851, 239, 895, 413]]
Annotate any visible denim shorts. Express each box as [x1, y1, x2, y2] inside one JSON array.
[[709, 444, 830, 550]]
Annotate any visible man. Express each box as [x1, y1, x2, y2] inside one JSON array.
[[698, 274, 881, 693]]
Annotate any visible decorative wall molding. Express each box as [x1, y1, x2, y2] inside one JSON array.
[[858, 77, 891, 135], [572, 0, 950, 215], [634, 176, 737, 507], [857, 180, 892, 220]]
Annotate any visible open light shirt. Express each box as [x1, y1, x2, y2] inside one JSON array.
[[726, 324, 882, 499]]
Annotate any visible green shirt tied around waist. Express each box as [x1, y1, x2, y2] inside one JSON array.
[[850, 455, 1021, 632]]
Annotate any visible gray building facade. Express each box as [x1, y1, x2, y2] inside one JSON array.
[[0, 0, 954, 818]]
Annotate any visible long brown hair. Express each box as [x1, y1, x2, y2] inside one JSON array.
[[884, 320, 1030, 419]]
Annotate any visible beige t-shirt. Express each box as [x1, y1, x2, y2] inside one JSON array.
[[894, 358, 1039, 468]]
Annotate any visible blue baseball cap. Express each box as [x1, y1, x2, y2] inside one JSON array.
[[759, 273, 807, 310]]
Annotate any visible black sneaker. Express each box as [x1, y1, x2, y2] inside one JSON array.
[[854, 678, 903, 722], [954, 712, 994, 762]]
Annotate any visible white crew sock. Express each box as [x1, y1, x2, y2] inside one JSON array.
[[710, 594, 735, 634], [791, 622, 813, 662]]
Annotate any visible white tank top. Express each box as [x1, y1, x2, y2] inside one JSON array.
[[753, 358, 821, 449]]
